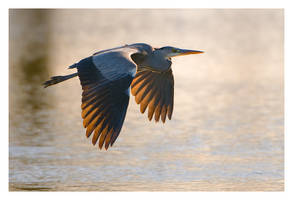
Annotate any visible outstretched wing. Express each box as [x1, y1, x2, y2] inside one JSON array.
[[131, 67, 174, 123], [76, 50, 137, 150]]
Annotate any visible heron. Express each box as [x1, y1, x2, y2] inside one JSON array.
[[43, 43, 204, 150]]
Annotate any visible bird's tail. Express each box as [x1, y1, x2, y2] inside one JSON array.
[[43, 72, 78, 88]]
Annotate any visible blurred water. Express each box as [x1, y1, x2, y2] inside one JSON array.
[[9, 9, 284, 191]]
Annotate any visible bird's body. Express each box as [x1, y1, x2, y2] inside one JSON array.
[[44, 43, 203, 150]]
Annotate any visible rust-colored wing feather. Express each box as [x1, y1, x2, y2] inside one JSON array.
[[131, 67, 174, 123], [77, 56, 134, 150]]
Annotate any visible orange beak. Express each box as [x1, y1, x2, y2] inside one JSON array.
[[172, 49, 204, 57]]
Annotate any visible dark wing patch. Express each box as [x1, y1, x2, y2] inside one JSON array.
[[131, 67, 174, 123], [77, 57, 132, 149]]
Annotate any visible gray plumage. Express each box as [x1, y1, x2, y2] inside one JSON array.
[[43, 43, 203, 150]]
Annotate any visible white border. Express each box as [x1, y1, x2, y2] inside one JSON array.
[[3, 0, 292, 200], [4, 0, 288, 9]]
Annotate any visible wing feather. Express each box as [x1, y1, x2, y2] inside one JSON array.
[[130, 71, 152, 92], [131, 67, 174, 123], [76, 51, 136, 149]]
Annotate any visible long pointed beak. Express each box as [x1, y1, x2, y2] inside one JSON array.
[[174, 49, 204, 57]]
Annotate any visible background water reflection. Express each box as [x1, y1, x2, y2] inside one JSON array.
[[9, 9, 284, 191]]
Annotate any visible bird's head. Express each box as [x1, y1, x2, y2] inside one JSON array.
[[154, 46, 204, 58]]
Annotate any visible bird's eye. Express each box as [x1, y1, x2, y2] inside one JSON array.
[[172, 48, 179, 53]]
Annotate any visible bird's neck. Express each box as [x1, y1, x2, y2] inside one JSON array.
[[143, 52, 171, 71]]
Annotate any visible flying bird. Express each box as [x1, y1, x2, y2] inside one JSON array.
[[43, 43, 204, 150]]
